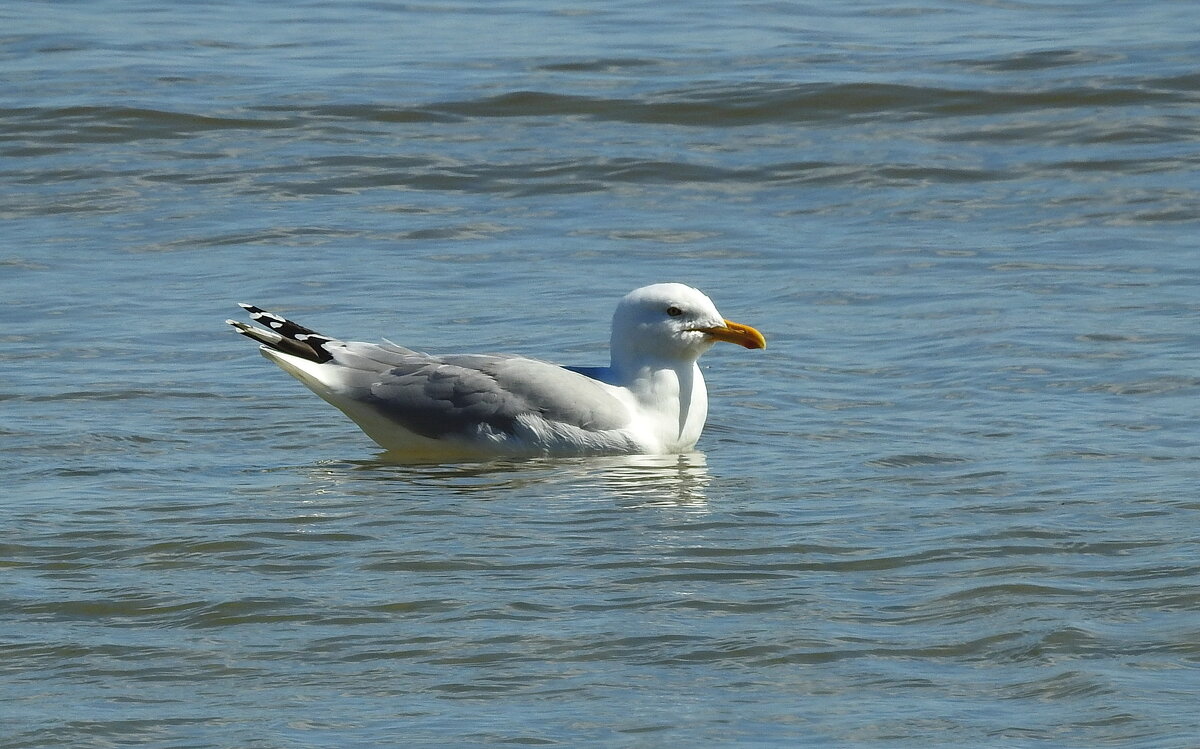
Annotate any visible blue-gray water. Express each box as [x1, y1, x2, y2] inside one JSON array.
[[3, 1, 1199, 746]]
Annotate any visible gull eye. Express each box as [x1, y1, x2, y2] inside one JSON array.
[[666, 306, 683, 317]]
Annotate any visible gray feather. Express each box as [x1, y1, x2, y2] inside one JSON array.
[[324, 345, 629, 440]]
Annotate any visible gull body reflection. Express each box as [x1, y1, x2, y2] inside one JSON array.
[[291, 451, 712, 508]]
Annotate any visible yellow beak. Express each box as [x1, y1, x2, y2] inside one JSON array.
[[698, 319, 767, 350]]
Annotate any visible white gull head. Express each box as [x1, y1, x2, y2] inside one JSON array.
[[597, 283, 766, 453], [609, 282, 766, 374]]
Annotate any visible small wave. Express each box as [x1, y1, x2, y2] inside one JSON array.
[[954, 48, 1124, 73], [26, 389, 228, 402], [1, 106, 291, 145], [867, 453, 970, 468], [535, 57, 662, 73], [2, 80, 1156, 140], [5, 78, 1187, 162], [418, 82, 1188, 127], [255, 103, 462, 124]]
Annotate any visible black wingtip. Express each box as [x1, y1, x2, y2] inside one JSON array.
[[229, 304, 336, 363]]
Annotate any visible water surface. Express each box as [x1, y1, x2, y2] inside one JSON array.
[[3, 1, 1199, 746]]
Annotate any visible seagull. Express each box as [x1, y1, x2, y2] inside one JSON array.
[[227, 283, 765, 459]]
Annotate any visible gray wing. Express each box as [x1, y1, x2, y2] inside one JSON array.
[[326, 343, 630, 440]]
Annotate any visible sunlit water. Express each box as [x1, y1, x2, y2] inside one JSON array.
[[3, 1, 1199, 746]]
